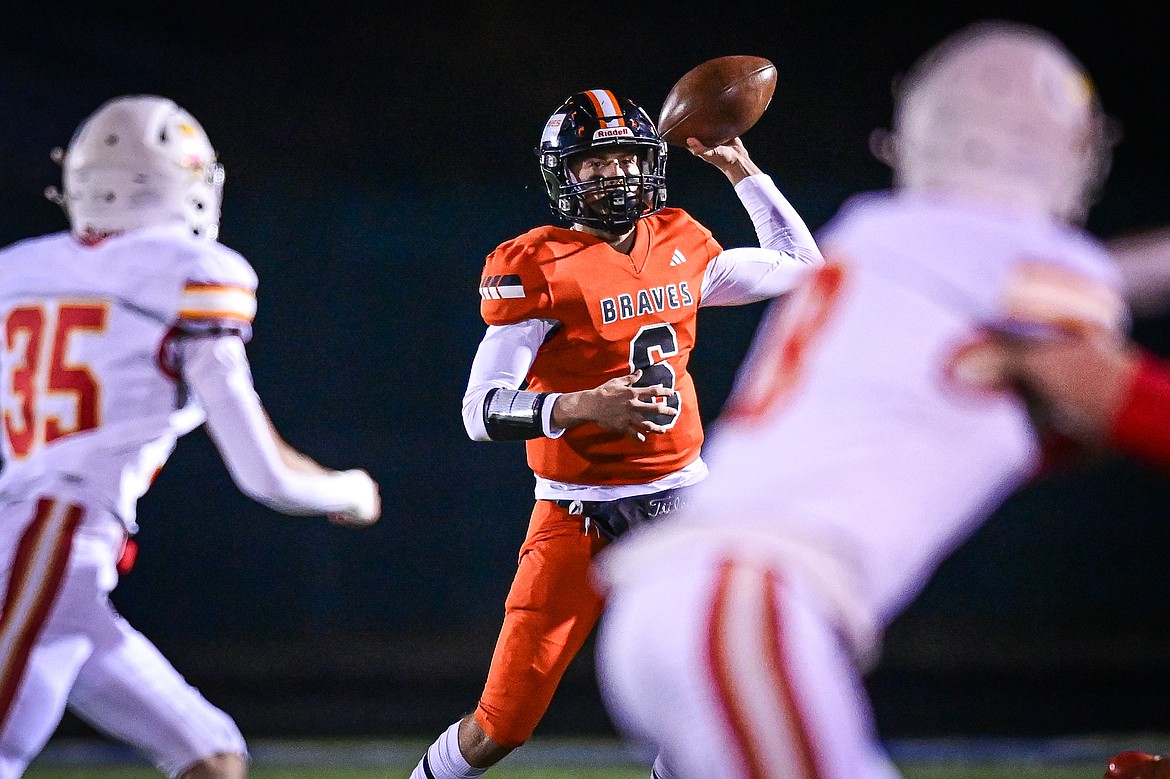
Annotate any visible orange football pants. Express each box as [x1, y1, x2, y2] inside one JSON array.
[[474, 499, 609, 748]]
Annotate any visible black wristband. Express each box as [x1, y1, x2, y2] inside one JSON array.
[[483, 388, 550, 440]]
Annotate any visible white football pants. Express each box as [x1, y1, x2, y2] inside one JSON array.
[[0, 487, 246, 778], [596, 541, 902, 779]]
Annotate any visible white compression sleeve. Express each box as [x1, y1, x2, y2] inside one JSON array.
[[462, 319, 563, 441], [180, 335, 377, 517], [699, 246, 819, 307], [734, 173, 822, 258], [699, 174, 825, 307]]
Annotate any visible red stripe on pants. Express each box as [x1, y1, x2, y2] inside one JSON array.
[[0, 499, 84, 726]]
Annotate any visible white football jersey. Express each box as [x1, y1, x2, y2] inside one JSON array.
[[0, 224, 257, 531], [601, 191, 1125, 642]]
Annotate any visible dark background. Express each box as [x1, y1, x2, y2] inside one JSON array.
[[3, 0, 1170, 747]]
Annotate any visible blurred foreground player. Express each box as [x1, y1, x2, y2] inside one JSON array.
[[593, 21, 1125, 779], [0, 95, 380, 778], [409, 89, 822, 779], [970, 332, 1170, 471]]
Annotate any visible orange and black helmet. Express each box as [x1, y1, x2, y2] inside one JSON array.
[[535, 89, 667, 233]]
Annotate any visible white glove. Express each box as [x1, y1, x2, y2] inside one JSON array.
[[328, 469, 382, 528]]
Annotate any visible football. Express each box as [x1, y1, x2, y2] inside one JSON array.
[[657, 55, 777, 148]]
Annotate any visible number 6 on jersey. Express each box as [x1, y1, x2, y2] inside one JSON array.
[[630, 322, 681, 428]]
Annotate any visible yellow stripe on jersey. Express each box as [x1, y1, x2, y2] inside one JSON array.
[[178, 282, 256, 323], [1004, 262, 1125, 334]]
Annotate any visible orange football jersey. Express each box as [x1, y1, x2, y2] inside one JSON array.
[[479, 208, 722, 485]]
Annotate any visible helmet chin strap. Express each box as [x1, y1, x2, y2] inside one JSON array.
[[572, 217, 635, 237]]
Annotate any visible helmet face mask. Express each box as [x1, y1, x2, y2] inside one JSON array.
[[58, 94, 224, 241], [887, 20, 1116, 224], [537, 89, 667, 233]]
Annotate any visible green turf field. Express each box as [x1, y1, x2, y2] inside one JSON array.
[[21, 765, 1111, 778], [26, 734, 1136, 778]]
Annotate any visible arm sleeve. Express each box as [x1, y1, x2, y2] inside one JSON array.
[[700, 246, 822, 307], [462, 319, 563, 441], [1110, 350, 1170, 470], [735, 173, 822, 256], [700, 174, 824, 307], [180, 334, 377, 516]]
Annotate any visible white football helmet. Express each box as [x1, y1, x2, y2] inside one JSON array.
[[56, 95, 224, 241], [881, 20, 1116, 224]]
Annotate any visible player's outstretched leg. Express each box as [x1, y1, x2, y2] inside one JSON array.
[[1106, 751, 1170, 779]]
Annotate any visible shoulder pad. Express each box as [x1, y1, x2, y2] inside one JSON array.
[[647, 207, 713, 238], [181, 240, 259, 290], [0, 231, 71, 262], [492, 226, 595, 266], [175, 241, 258, 337], [480, 227, 587, 325]]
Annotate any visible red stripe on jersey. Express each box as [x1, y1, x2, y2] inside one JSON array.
[[177, 309, 254, 322], [705, 559, 822, 779], [181, 282, 253, 295], [0, 499, 84, 725], [1112, 352, 1170, 469]]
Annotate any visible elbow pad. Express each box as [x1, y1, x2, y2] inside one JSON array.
[[483, 388, 550, 440]]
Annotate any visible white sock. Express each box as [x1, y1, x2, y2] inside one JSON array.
[[409, 720, 487, 779], [652, 753, 677, 779]]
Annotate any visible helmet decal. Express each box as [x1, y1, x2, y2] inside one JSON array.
[[540, 113, 566, 146], [581, 90, 628, 128]]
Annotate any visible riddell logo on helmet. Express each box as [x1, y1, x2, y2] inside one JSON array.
[[594, 127, 634, 140]]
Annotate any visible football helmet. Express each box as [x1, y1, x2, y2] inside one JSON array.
[[54, 95, 224, 241], [536, 89, 667, 233], [882, 20, 1116, 224]]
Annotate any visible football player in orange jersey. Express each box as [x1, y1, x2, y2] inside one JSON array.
[[409, 89, 823, 779]]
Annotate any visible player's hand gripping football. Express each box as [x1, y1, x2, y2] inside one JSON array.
[[552, 370, 679, 442], [685, 137, 763, 185]]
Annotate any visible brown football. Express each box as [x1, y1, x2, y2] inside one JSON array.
[[658, 55, 777, 148]]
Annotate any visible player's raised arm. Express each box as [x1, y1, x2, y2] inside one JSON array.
[[656, 54, 822, 304], [687, 137, 824, 307], [967, 332, 1170, 471]]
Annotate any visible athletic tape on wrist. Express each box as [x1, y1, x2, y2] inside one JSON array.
[[483, 388, 551, 440]]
